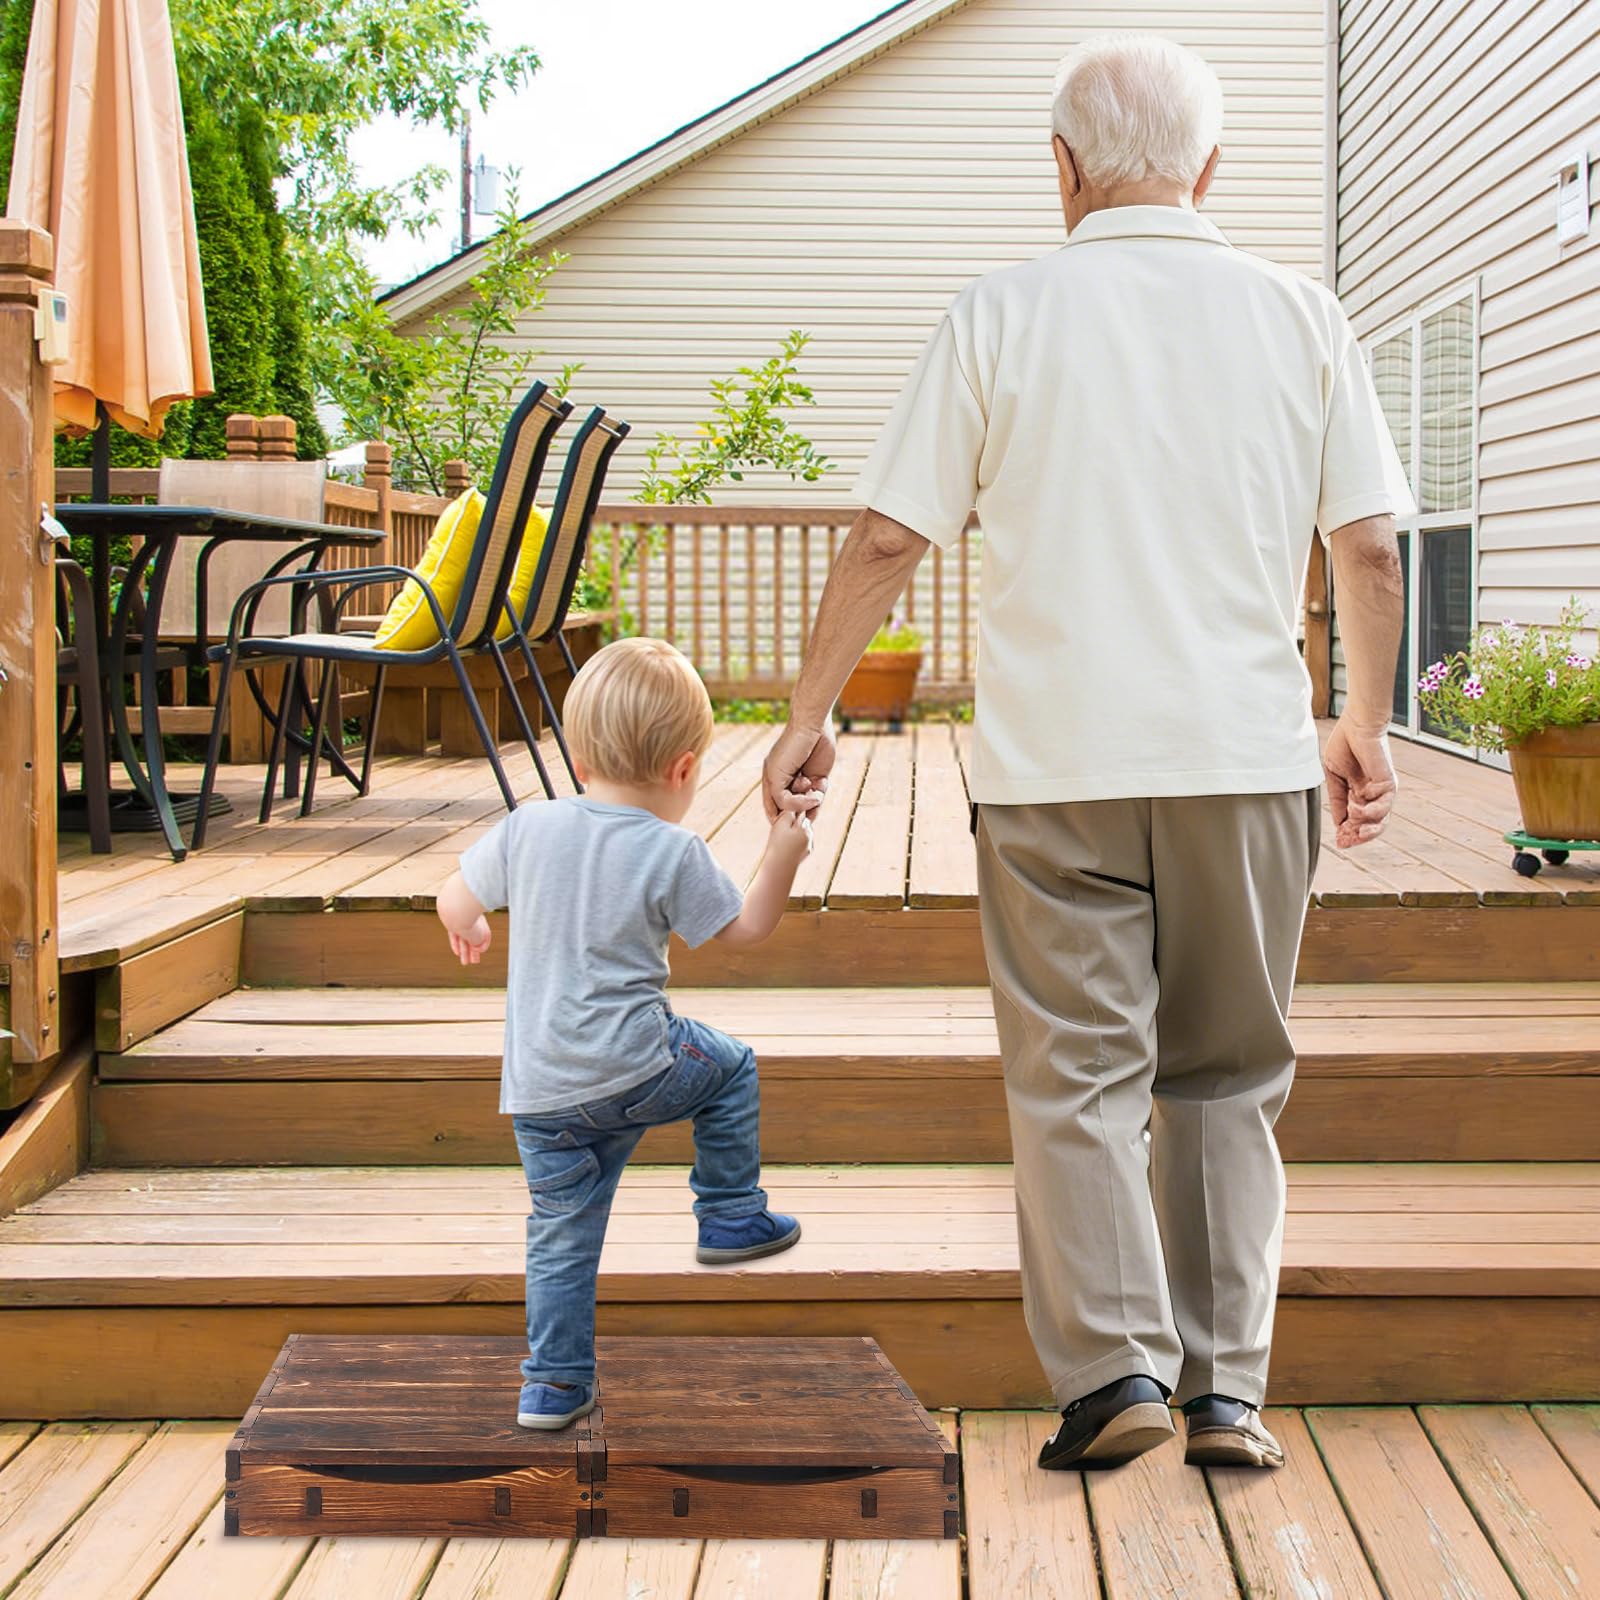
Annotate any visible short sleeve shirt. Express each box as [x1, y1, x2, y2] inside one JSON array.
[[854, 204, 1415, 804], [460, 797, 745, 1113]]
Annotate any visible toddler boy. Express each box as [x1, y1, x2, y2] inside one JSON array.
[[436, 637, 814, 1429]]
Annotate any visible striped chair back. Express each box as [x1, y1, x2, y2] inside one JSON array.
[[451, 382, 572, 646], [522, 407, 631, 643]]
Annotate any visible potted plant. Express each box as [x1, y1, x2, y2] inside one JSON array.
[[1418, 599, 1600, 842], [839, 618, 923, 733]]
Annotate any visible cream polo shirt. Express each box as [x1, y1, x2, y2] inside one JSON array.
[[853, 205, 1414, 804]]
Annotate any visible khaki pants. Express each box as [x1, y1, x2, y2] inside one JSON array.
[[976, 790, 1320, 1407]]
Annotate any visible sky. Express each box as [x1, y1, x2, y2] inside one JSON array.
[[351, 0, 894, 289]]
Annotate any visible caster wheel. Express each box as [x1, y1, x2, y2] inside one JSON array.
[[839, 717, 853, 734], [1543, 849, 1570, 866], [888, 719, 904, 734], [1511, 851, 1542, 878]]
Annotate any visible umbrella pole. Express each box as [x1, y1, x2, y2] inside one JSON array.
[[91, 401, 111, 643]]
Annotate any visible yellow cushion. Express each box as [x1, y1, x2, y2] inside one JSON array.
[[373, 490, 551, 652], [496, 502, 550, 641], [374, 488, 484, 652]]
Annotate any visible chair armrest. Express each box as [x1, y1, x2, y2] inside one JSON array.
[[222, 566, 447, 650]]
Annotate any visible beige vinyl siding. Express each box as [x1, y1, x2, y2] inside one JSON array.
[[405, 0, 1325, 505], [1334, 0, 1600, 651]]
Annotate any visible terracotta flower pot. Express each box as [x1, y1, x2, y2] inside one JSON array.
[[1507, 723, 1600, 842], [839, 650, 923, 731]]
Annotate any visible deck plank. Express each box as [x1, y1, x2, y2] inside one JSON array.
[[0, 1421, 156, 1592], [279, 1535, 444, 1599], [960, 1411, 1097, 1600], [1307, 1407, 1521, 1600], [691, 1540, 826, 1600], [908, 725, 976, 908], [558, 1537, 702, 1599], [8, 1421, 225, 1600], [1421, 1405, 1600, 1598], [789, 734, 872, 910], [420, 1539, 570, 1600], [829, 1414, 961, 1599], [1085, 1431, 1238, 1598], [1533, 1405, 1600, 1501], [1207, 1409, 1382, 1598], [143, 1497, 310, 1600], [827, 736, 913, 909]]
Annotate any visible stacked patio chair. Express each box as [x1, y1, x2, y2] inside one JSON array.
[[486, 405, 631, 789], [191, 381, 572, 847]]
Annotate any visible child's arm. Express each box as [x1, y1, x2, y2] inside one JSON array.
[[716, 811, 813, 947], [438, 870, 492, 965]]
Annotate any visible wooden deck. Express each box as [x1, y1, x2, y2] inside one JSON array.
[[1, 1402, 1597, 1599], [52, 724, 1600, 975]]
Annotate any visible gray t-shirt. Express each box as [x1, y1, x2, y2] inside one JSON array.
[[459, 797, 745, 1114]]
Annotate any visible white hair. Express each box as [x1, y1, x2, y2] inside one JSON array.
[[1051, 35, 1223, 189]]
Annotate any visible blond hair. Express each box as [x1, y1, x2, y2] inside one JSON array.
[[564, 637, 715, 784]]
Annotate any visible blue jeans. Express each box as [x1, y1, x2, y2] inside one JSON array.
[[511, 1012, 767, 1386]]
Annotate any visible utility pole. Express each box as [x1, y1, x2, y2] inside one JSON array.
[[459, 111, 473, 253]]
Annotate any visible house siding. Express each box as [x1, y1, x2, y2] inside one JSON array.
[[1330, 0, 1600, 719], [402, 0, 1327, 504]]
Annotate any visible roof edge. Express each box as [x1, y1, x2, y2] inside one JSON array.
[[379, 0, 976, 321]]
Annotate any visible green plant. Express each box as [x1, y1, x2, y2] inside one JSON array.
[[710, 699, 789, 724], [867, 617, 923, 653], [1417, 600, 1600, 751], [330, 188, 577, 493], [575, 333, 833, 622], [637, 332, 832, 506]]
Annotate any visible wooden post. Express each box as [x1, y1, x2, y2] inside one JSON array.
[[258, 414, 297, 462], [364, 441, 394, 550], [443, 459, 472, 500], [1305, 527, 1332, 718], [224, 414, 261, 459], [0, 222, 60, 1066]]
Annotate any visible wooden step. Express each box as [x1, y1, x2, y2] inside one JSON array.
[[1, 1163, 1595, 1418], [238, 902, 1600, 988], [90, 983, 1600, 1165]]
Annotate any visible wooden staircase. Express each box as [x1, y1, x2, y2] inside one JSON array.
[[3, 903, 1598, 1420]]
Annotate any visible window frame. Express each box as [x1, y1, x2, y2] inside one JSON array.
[[1361, 280, 1481, 756]]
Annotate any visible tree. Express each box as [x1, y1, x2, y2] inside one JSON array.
[[330, 191, 574, 493], [167, 0, 538, 393]]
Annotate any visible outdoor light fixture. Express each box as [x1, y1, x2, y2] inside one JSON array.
[[473, 154, 503, 217], [1555, 148, 1590, 245]]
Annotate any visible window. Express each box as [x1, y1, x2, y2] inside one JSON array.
[[1362, 290, 1477, 746]]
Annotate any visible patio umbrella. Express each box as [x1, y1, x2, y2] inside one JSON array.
[[6, 0, 213, 496]]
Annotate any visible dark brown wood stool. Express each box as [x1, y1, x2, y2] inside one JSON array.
[[226, 1334, 958, 1541]]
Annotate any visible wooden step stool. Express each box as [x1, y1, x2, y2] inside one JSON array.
[[226, 1334, 958, 1541]]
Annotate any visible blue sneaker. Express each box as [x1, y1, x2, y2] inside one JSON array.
[[517, 1381, 595, 1431], [696, 1210, 802, 1264]]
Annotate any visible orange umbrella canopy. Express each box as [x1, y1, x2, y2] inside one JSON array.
[[5, 0, 213, 436]]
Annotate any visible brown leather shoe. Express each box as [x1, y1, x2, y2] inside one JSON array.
[[1182, 1395, 1284, 1467]]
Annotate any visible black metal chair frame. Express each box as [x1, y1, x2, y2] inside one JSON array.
[[490, 406, 631, 790], [192, 382, 572, 847], [54, 556, 113, 853]]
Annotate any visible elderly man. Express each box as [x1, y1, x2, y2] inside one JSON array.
[[764, 35, 1410, 1471]]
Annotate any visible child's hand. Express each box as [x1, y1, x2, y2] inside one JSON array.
[[768, 808, 813, 868], [449, 916, 492, 965]]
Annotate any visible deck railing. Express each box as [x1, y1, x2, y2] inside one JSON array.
[[588, 506, 978, 700], [52, 430, 1332, 713]]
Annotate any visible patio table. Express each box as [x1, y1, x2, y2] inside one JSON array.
[[51, 503, 384, 862]]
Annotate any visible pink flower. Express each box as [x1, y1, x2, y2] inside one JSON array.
[[1547, 668, 1559, 688], [1566, 653, 1592, 670], [1463, 675, 1485, 700]]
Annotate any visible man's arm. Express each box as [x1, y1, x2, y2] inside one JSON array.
[[1323, 513, 1405, 848], [763, 508, 931, 818]]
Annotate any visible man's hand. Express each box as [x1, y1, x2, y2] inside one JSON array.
[[1323, 716, 1398, 848], [763, 719, 836, 821], [449, 916, 492, 966]]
